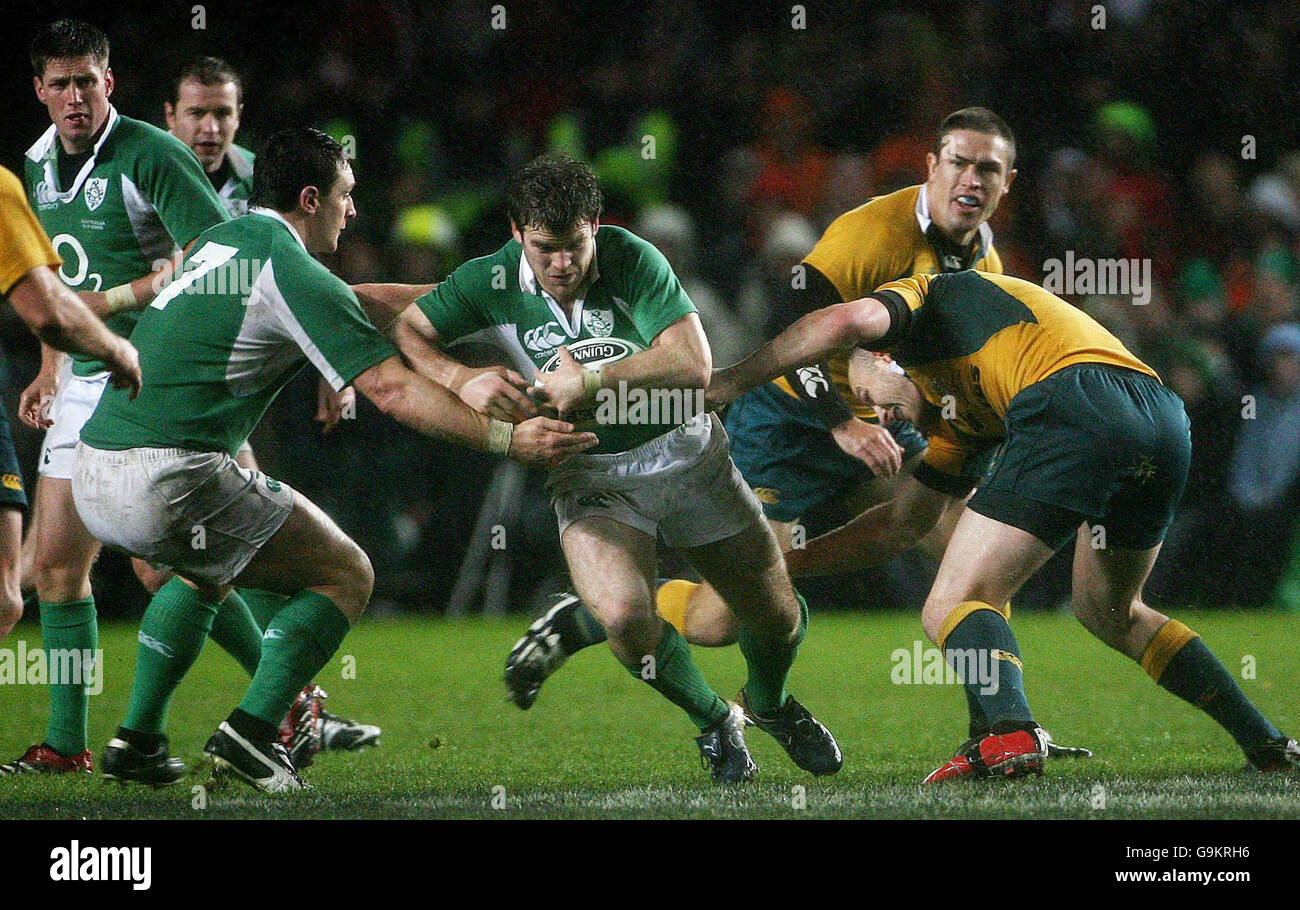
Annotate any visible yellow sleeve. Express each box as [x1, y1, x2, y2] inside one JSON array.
[[0, 166, 61, 296], [872, 273, 934, 313], [803, 205, 913, 302]]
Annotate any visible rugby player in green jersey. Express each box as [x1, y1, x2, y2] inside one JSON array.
[[71, 128, 594, 791], [3, 20, 230, 776], [388, 155, 842, 781], [0, 164, 141, 643], [161, 53, 382, 765]]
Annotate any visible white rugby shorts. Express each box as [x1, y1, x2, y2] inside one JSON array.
[[72, 442, 294, 586], [546, 413, 764, 548]]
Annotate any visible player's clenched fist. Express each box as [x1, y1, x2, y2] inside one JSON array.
[[508, 416, 599, 468], [530, 346, 589, 417], [461, 367, 538, 422], [103, 336, 143, 400], [704, 366, 743, 412]]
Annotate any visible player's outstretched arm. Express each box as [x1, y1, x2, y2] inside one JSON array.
[[707, 297, 894, 409], [351, 283, 436, 333], [784, 474, 955, 578], [387, 303, 537, 422], [352, 355, 597, 467], [9, 264, 142, 404]]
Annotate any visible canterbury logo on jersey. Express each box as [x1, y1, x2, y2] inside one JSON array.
[[524, 322, 567, 352], [796, 366, 830, 397], [34, 180, 58, 206]]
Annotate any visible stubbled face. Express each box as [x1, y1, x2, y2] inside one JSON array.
[[925, 128, 1016, 245], [301, 163, 356, 254], [35, 56, 114, 153], [166, 79, 241, 172], [512, 220, 598, 305], [847, 350, 929, 426]]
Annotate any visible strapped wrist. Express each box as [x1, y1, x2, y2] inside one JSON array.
[[582, 366, 603, 402], [486, 418, 514, 456], [103, 283, 137, 315]]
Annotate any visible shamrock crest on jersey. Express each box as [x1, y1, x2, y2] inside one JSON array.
[[83, 177, 108, 212]]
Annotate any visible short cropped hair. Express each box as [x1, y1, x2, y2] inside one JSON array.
[[506, 154, 603, 233], [30, 19, 109, 78], [250, 128, 349, 213], [934, 107, 1017, 170], [171, 56, 243, 107]]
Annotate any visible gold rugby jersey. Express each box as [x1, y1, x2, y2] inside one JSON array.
[[870, 269, 1157, 479], [774, 184, 1002, 419]]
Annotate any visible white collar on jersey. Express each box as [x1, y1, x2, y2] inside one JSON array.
[[517, 239, 601, 338], [914, 183, 994, 263], [25, 105, 122, 202], [249, 205, 307, 250]]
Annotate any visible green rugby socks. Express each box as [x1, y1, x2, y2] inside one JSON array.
[[122, 579, 219, 735], [736, 591, 808, 716], [1141, 620, 1283, 750], [627, 621, 729, 731], [239, 588, 290, 630], [237, 592, 350, 728], [208, 590, 262, 677], [40, 597, 97, 756]]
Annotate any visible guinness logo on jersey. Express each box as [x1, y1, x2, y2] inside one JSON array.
[[539, 337, 641, 372], [582, 308, 614, 338], [83, 177, 108, 212]]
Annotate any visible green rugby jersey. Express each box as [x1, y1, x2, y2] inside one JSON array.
[[416, 225, 698, 453], [81, 209, 396, 456], [215, 144, 254, 217], [24, 106, 229, 376]]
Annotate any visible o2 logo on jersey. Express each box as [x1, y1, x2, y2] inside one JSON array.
[[523, 321, 567, 352], [582, 308, 614, 338], [83, 177, 108, 212], [539, 337, 641, 373]]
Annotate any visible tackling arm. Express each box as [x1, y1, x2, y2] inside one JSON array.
[[8, 263, 141, 397], [709, 296, 894, 408], [351, 355, 595, 467]]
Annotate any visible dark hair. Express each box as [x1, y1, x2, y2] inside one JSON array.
[[30, 18, 110, 78], [934, 107, 1017, 170], [170, 55, 243, 107], [250, 128, 349, 212], [506, 154, 603, 233]]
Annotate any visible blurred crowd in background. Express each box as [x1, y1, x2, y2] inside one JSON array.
[[2, 1, 1299, 616]]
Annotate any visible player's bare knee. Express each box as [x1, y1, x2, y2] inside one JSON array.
[[1072, 594, 1133, 646], [30, 556, 91, 601], [0, 588, 22, 637], [131, 558, 171, 595], [597, 602, 656, 643], [920, 599, 951, 644], [332, 544, 374, 619]]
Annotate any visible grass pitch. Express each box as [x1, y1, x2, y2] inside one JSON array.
[[0, 610, 1296, 819]]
